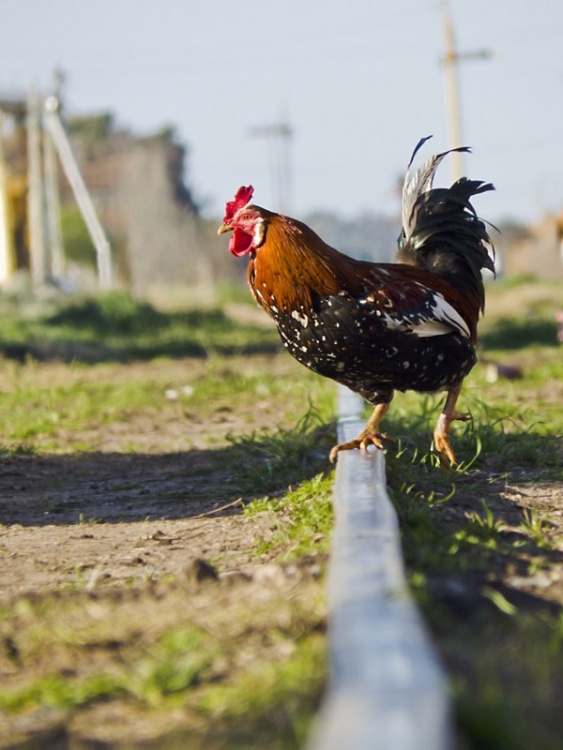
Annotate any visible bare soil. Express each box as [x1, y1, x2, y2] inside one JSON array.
[[0, 354, 329, 749], [0, 356, 300, 602]]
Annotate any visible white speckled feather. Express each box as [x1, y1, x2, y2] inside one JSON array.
[[383, 293, 470, 339]]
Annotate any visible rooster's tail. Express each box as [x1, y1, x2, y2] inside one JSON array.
[[397, 136, 495, 312]]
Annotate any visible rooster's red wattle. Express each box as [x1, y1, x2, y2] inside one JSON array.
[[218, 137, 495, 466]]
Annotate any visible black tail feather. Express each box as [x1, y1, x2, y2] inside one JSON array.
[[398, 139, 495, 311]]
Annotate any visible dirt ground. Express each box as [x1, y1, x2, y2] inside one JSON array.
[[0, 450, 278, 602], [0, 357, 297, 604]]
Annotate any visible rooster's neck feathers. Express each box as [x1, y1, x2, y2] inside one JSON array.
[[248, 214, 364, 313]]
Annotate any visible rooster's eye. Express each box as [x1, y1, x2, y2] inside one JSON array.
[[243, 213, 250, 219]]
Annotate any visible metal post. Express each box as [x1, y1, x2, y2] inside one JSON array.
[[44, 96, 112, 289]]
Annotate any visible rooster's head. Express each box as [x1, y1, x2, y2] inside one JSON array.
[[218, 186, 268, 257]]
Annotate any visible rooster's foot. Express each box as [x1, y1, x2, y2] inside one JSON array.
[[433, 407, 471, 469], [329, 432, 395, 463], [433, 432, 458, 469]]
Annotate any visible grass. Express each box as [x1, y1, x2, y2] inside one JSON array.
[[480, 317, 559, 349], [226, 407, 335, 495], [381, 422, 563, 747], [0, 290, 284, 450], [0, 369, 158, 445], [0, 355, 334, 454], [244, 472, 334, 560], [377, 354, 563, 479]]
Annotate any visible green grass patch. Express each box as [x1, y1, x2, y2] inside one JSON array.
[[226, 406, 335, 496], [244, 472, 334, 560], [0, 672, 124, 713], [195, 633, 326, 749]]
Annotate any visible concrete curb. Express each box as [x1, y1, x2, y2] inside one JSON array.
[[308, 386, 452, 750]]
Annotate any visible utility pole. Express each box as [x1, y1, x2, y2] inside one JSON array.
[[248, 119, 293, 214], [442, 0, 493, 181], [27, 83, 48, 286]]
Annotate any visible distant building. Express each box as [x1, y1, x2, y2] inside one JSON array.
[[498, 214, 563, 279]]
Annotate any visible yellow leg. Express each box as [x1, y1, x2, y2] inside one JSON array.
[[329, 403, 393, 463], [433, 385, 471, 468]]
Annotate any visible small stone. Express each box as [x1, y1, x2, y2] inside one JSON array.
[[185, 558, 219, 584]]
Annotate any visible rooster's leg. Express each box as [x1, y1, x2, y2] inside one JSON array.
[[329, 402, 392, 463], [433, 385, 471, 468]]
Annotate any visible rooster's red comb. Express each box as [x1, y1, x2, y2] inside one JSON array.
[[223, 185, 254, 223]]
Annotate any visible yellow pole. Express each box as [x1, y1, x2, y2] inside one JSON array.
[[0, 112, 16, 284]]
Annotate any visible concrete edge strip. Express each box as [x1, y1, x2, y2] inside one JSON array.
[[307, 385, 453, 750]]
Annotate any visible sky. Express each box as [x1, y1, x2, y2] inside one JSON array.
[[1, 0, 563, 226]]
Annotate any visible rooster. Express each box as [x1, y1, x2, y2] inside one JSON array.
[[218, 137, 495, 467]]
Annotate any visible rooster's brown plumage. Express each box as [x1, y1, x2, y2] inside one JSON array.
[[218, 138, 495, 466]]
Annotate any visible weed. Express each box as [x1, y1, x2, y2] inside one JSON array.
[[520, 508, 553, 549], [467, 499, 506, 540], [130, 627, 217, 706], [481, 587, 518, 616]]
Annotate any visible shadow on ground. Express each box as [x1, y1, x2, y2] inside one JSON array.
[[0, 336, 281, 365], [0, 422, 335, 528], [0, 295, 281, 363], [480, 317, 560, 350]]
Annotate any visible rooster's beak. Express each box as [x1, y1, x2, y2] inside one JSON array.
[[218, 224, 233, 235]]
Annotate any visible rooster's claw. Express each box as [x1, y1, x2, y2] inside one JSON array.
[[329, 432, 395, 463], [433, 401, 472, 469]]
